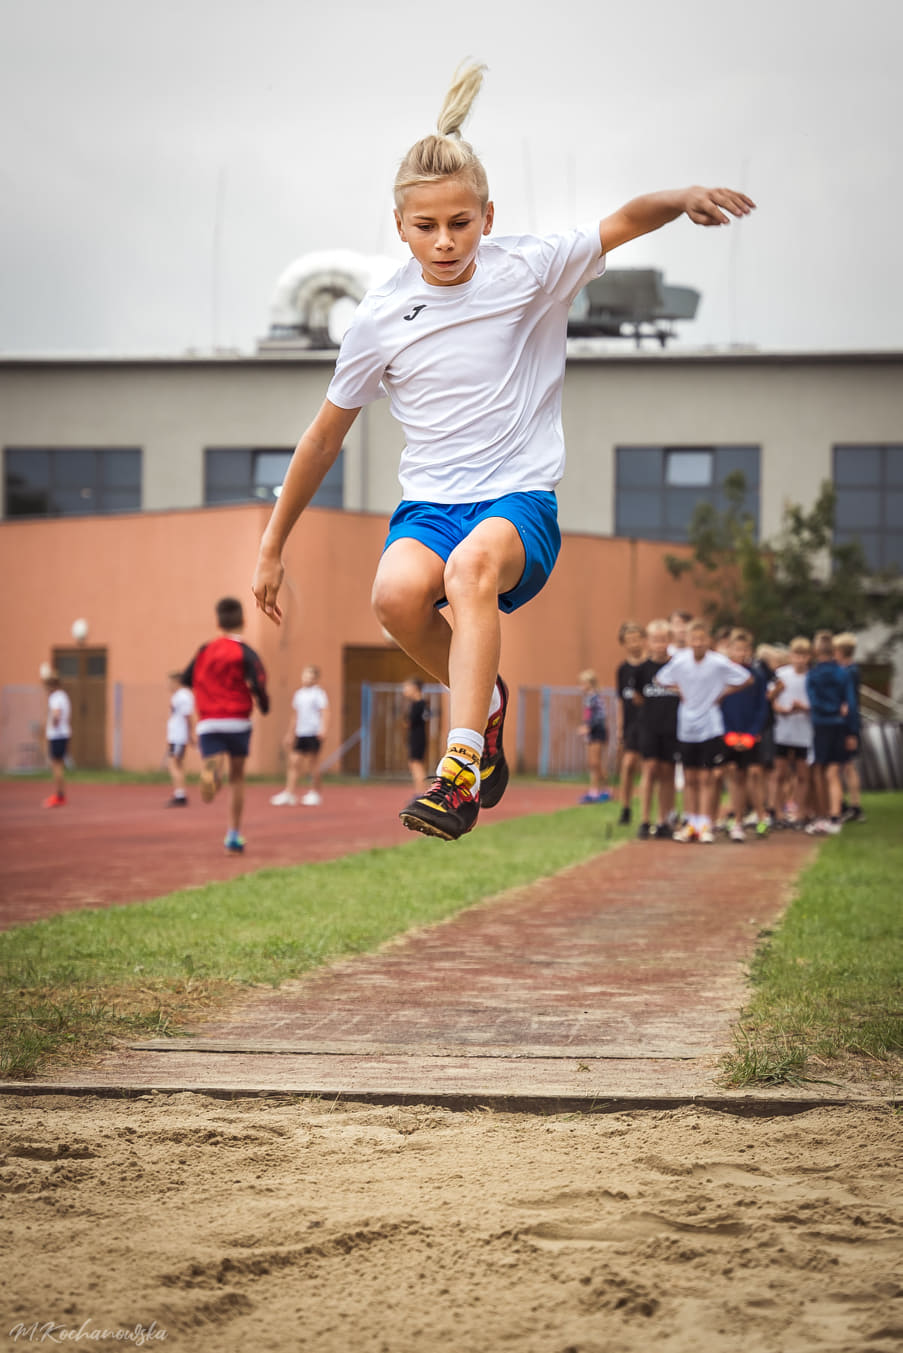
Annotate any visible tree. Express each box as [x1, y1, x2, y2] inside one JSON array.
[[664, 474, 903, 649]]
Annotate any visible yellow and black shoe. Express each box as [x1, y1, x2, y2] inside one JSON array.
[[199, 758, 222, 804], [399, 754, 480, 841], [479, 675, 509, 810]]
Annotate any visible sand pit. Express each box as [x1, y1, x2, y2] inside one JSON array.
[[2, 1092, 901, 1352]]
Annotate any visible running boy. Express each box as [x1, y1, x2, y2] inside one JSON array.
[[251, 60, 754, 840], [615, 621, 646, 826], [655, 619, 752, 842], [180, 597, 270, 853], [271, 665, 330, 807]]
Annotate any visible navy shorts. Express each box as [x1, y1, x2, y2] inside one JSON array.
[[198, 729, 251, 759], [383, 491, 561, 614], [812, 725, 849, 767], [48, 737, 69, 762], [167, 742, 188, 760], [293, 736, 321, 755]]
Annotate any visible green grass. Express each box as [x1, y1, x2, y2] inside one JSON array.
[[723, 792, 903, 1087], [0, 805, 624, 1078]]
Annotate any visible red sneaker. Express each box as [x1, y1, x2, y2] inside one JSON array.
[[42, 793, 66, 808], [479, 676, 509, 810]]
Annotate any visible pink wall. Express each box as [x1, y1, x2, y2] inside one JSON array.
[[0, 507, 701, 773]]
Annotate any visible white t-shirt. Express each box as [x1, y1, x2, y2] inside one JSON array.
[[166, 686, 195, 745], [771, 664, 812, 749], [655, 649, 751, 742], [46, 689, 72, 739], [293, 685, 328, 738], [326, 226, 605, 503]]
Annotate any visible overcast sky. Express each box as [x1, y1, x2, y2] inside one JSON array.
[[2, 0, 901, 356]]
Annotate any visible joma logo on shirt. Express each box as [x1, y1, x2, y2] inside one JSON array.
[[403, 305, 427, 321]]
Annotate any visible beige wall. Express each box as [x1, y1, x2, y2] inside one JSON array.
[[3, 353, 901, 535], [0, 505, 702, 774]]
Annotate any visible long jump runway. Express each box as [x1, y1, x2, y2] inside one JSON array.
[[1, 779, 859, 1109]]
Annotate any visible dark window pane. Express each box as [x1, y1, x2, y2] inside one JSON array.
[[835, 488, 881, 530], [54, 450, 97, 488], [6, 449, 50, 489], [834, 446, 880, 485], [616, 488, 662, 535], [666, 449, 712, 487], [716, 446, 760, 485], [103, 488, 141, 512], [56, 655, 79, 677], [886, 447, 903, 486], [101, 449, 141, 489], [665, 487, 712, 533], [86, 653, 107, 677], [205, 449, 251, 502], [885, 489, 903, 529], [882, 533, 903, 570], [617, 448, 662, 486], [53, 487, 97, 515]]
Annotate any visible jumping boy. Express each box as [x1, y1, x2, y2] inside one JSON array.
[[655, 619, 752, 842], [251, 60, 754, 840], [181, 597, 270, 853]]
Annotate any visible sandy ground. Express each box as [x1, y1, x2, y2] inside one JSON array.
[[2, 1092, 901, 1353]]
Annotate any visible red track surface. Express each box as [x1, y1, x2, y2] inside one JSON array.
[[0, 779, 584, 930]]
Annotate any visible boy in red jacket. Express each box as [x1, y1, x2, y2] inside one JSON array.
[[181, 597, 269, 852]]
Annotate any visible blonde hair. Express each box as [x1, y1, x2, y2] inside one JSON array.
[[394, 61, 490, 209], [579, 669, 598, 687], [833, 631, 857, 657], [789, 636, 812, 654], [646, 618, 669, 636]]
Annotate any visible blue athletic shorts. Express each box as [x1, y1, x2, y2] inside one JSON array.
[[383, 491, 561, 614], [198, 729, 251, 759], [48, 737, 69, 762]]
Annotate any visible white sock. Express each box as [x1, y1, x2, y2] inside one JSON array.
[[445, 727, 484, 761]]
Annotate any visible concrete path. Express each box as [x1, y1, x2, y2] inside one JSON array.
[[10, 828, 866, 1110]]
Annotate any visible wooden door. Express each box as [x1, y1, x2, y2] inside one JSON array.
[[52, 646, 108, 768], [342, 645, 442, 776]]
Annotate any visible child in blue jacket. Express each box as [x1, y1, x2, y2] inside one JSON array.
[[805, 631, 859, 834]]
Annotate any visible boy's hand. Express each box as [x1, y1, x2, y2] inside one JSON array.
[[252, 552, 284, 625], [684, 186, 756, 227]]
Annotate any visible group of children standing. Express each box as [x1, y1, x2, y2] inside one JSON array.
[[597, 612, 863, 843]]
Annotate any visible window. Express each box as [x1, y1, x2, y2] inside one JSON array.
[[204, 447, 345, 510], [4, 448, 141, 518], [833, 445, 903, 571], [615, 445, 760, 542]]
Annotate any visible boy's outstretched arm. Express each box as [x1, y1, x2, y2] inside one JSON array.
[[599, 187, 755, 254], [252, 399, 360, 625]]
